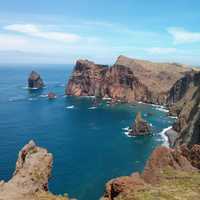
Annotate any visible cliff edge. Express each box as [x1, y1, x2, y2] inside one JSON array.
[[0, 140, 73, 200], [101, 144, 200, 200]]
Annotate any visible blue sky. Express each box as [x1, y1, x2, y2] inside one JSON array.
[[0, 0, 200, 65]]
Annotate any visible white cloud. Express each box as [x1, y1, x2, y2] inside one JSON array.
[[168, 27, 200, 44], [4, 24, 81, 43], [0, 34, 28, 48], [145, 47, 176, 55]]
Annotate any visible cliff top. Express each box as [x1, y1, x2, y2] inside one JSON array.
[[116, 55, 189, 72], [115, 55, 190, 93]]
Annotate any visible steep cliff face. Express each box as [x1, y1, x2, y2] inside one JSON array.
[[167, 71, 200, 146], [66, 59, 108, 97], [0, 141, 72, 200], [66, 56, 189, 104], [102, 145, 200, 200]]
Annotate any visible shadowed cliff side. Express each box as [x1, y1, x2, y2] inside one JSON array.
[[66, 56, 189, 105], [28, 71, 44, 89], [167, 71, 200, 146], [0, 141, 74, 200]]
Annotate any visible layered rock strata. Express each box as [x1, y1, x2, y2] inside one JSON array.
[[167, 71, 200, 146]]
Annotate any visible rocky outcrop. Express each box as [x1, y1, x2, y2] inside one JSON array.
[[28, 71, 44, 89], [129, 112, 151, 136], [102, 145, 199, 200], [0, 141, 72, 200], [48, 92, 57, 99], [66, 56, 189, 105]]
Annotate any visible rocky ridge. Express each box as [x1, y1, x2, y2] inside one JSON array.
[[66, 56, 189, 104], [0, 141, 72, 200]]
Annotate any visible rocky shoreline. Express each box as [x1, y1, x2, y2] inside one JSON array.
[[2, 55, 200, 199], [66, 56, 200, 199]]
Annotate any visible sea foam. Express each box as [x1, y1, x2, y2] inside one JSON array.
[[66, 105, 75, 109], [159, 126, 172, 147]]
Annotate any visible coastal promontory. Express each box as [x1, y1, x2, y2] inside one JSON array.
[[66, 55, 189, 105]]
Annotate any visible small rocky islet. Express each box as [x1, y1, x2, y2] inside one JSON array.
[[3, 55, 200, 199], [28, 70, 44, 89], [128, 112, 152, 136]]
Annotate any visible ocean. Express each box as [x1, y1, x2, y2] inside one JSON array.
[[0, 64, 174, 200]]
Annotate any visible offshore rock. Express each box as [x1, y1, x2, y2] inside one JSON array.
[[48, 92, 57, 100], [129, 112, 151, 136], [66, 56, 189, 105], [28, 71, 44, 89]]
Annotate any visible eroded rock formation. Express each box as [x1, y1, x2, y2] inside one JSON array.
[[129, 112, 151, 136], [66, 56, 189, 104], [0, 140, 72, 200], [28, 71, 44, 89]]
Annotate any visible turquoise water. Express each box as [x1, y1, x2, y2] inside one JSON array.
[[0, 65, 174, 200]]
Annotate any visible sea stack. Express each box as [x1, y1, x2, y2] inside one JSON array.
[[129, 112, 151, 136], [28, 71, 44, 89]]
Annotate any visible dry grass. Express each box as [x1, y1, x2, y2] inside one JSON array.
[[115, 169, 200, 200]]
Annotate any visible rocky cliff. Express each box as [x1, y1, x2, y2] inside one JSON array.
[[166, 71, 200, 146], [101, 144, 200, 200], [0, 141, 72, 200], [66, 56, 189, 104]]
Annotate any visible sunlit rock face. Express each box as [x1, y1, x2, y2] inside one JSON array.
[[0, 141, 71, 200], [66, 56, 189, 105]]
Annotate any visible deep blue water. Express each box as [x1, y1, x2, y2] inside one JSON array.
[[0, 65, 174, 200]]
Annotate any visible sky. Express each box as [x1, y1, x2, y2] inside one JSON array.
[[0, 0, 200, 65]]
